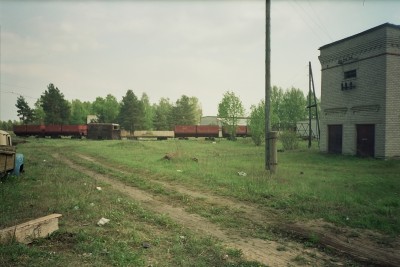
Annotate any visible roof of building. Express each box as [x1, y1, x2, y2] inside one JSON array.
[[319, 23, 400, 50]]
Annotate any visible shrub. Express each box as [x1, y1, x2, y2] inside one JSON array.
[[280, 131, 299, 150]]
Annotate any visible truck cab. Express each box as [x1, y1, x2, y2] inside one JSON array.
[[0, 130, 24, 178]]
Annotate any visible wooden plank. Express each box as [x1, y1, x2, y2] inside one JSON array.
[[0, 214, 62, 244]]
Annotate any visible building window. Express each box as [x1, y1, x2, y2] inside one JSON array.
[[344, 69, 357, 79], [342, 69, 357, 90]]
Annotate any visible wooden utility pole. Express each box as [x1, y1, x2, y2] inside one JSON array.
[[307, 61, 321, 147], [265, 0, 276, 173], [0, 25, 2, 122], [308, 62, 312, 148]]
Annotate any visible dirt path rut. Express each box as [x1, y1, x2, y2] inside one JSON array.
[[60, 153, 400, 266], [57, 154, 340, 266]]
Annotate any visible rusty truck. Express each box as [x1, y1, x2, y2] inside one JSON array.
[[0, 130, 24, 178]]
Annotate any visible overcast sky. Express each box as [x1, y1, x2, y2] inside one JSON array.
[[0, 0, 399, 121]]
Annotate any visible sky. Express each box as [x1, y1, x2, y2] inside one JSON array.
[[0, 0, 399, 122]]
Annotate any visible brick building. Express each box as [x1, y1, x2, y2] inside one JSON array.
[[318, 23, 400, 158]]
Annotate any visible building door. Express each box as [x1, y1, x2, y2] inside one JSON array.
[[356, 124, 375, 157], [328, 125, 342, 154]]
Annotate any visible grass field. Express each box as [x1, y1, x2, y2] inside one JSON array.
[[1, 137, 399, 266], [64, 137, 399, 234]]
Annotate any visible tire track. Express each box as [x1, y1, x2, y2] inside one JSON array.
[[73, 153, 400, 266], [56, 153, 335, 266]]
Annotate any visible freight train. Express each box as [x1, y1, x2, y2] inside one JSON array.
[[13, 123, 250, 140]]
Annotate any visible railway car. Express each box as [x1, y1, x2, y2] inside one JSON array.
[[222, 125, 251, 138], [133, 131, 175, 140], [174, 125, 197, 138], [44, 125, 62, 138], [13, 124, 87, 138], [196, 125, 220, 138], [174, 125, 219, 139], [121, 130, 175, 140], [61, 125, 87, 138], [87, 123, 121, 140]]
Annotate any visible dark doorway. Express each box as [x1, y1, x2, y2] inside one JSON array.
[[356, 124, 375, 157], [328, 125, 342, 154]]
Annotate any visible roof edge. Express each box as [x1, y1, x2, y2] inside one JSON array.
[[319, 23, 400, 50]]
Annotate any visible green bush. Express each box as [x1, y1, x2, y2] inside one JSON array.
[[280, 131, 299, 150]]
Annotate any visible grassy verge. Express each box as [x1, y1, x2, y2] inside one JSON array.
[[56, 137, 400, 235], [0, 139, 262, 267]]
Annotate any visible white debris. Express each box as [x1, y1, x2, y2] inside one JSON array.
[[238, 171, 247, 177], [177, 170, 183, 173], [96, 187, 102, 191], [97, 217, 110, 226]]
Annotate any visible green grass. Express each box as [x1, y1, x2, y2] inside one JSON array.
[[1, 137, 399, 265], [0, 138, 263, 267], [53, 137, 400, 235]]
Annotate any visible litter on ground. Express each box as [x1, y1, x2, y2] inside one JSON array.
[[97, 217, 110, 226]]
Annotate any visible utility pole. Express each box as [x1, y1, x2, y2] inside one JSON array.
[[265, 0, 276, 173], [308, 62, 312, 148], [0, 25, 2, 122], [307, 61, 321, 147]]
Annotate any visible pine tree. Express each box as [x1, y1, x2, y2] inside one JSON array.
[[118, 90, 144, 131], [40, 83, 70, 124], [15, 96, 35, 124]]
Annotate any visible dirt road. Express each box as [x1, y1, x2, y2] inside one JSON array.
[[56, 153, 400, 266]]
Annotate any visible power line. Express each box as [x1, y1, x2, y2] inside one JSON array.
[[0, 90, 38, 100], [0, 82, 41, 100], [288, 1, 324, 44], [294, 0, 332, 42], [305, 0, 334, 42], [289, 0, 335, 44]]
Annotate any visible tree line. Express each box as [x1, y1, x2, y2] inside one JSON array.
[[6, 83, 317, 143], [248, 86, 319, 146], [14, 83, 202, 131]]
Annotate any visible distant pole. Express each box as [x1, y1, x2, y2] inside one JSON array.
[[265, 0, 273, 172], [0, 25, 2, 121], [308, 62, 312, 148]]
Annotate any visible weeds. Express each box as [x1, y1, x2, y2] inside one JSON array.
[[0, 140, 259, 266]]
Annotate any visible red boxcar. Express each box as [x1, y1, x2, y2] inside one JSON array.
[[27, 125, 46, 136], [174, 125, 220, 138], [222, 125, 250, 138], [13, 125, 46, 136], [45, 125, 62, 137], [196, 125, 219, 138], [236, 126, 250, 137], [174, 125, 197, 138], [13, 125, 27, 136], [62, 125, 87, 138], [13, 124, 88, 138]]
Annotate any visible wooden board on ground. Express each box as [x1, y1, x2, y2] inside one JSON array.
[[0, 214, 62, 244]]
